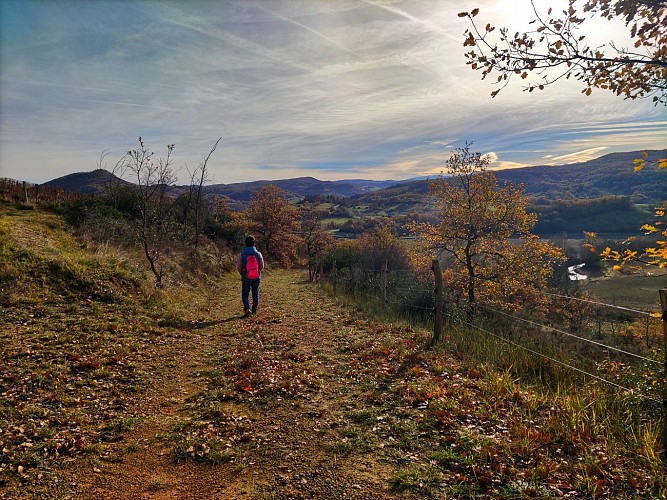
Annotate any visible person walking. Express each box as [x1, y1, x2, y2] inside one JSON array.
[[236, 236, 264, 316]]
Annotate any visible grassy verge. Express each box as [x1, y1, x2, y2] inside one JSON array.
[[0, 207, 188, 490], [320, 283, 666, 498]]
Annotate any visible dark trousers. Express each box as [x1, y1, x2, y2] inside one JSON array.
[[242, 279, 260, 313]]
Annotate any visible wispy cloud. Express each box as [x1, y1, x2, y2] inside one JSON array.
[[254, 3, 363, 59], [0, 0, 664, 184], [362, 0, 461, 43], [545, 147, 609, 165]]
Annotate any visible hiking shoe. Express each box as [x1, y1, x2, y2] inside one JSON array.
[[243, 309, 251, 317]]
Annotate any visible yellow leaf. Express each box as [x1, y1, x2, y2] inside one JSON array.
[[633, 158, 646, 172]]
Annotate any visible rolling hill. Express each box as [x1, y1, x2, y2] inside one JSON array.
[[203, 176, 399, 203], [348, 150, 666, 208], [38, 150, 666, 208], [39, 171, 399, 201], [41, 168, 133, 195], [493, 150, 666, 202]]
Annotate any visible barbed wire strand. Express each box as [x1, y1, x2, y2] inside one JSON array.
[[386, 299, 434, 311], [334, 270, 659, 318], [321, 269, 662, 401], [452, 314, 661, 403], [543, 291, 657, 317], [379, 284, 434, 300], [474, 303, 660, 366], [388, 288, 434, 299], [368, 272, 660, 366], [322, 271, 661, 366]]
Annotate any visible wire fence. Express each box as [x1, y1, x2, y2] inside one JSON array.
[[320, 260, 665, 410], [455, 313, 658, 400], [0, 178, 84, 204]]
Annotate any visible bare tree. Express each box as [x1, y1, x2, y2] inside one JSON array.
[[122, 137, 178, 288], [185, 137, 221, 251], [300, 203, 334, 281], [98, 149, 129, 209]]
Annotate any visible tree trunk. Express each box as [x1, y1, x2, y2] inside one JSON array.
[[431, 259, 443, 344]]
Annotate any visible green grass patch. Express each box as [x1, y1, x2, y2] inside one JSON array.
[[390, 464, 443, 494]]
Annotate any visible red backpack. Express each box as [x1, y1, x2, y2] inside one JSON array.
[[245, 253, 260, 280]]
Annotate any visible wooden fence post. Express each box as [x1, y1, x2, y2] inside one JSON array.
[[660, 288, 667, 465], [381, 259, 388, 306], [431, 259, 443, 343]]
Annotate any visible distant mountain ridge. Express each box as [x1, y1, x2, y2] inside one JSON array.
[[40, 170, 398, 200], [202, 176, 399, 203], [39, 150, 666, 206]]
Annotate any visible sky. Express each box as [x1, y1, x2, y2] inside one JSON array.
[[1, 0, 665, 185]]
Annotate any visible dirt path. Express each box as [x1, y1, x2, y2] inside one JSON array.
[[60, 271, 401, 499]]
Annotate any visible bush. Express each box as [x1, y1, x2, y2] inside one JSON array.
[[57, 198, 123, 227], [321, 240, 362, 273]]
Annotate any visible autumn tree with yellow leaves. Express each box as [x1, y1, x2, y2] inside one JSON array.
[[627, 152, 667, 268], [246, 184, 301, 267], [410, 144, 564, 313], [585, 152, 667, 271]]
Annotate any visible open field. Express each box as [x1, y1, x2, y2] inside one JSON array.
[[583, 272, 667, 311]]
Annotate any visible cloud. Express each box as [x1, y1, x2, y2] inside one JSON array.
[[544, 147, 609, 165], [361, 0, 461, 43], [483, 152, 531, 170], [0, 0, 664, 185]]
